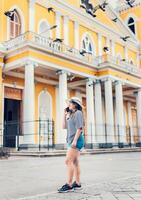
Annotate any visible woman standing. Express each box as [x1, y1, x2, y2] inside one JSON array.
[[58, 97, 85, 193]]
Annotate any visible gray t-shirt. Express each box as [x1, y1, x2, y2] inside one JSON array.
[[66, 110, 84, 144]]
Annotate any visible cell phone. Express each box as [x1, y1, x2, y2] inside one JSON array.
[[66, 107, 70, 112]]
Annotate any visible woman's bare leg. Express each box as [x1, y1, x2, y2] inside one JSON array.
[[73, 151, 81, 184], [65, 148, 78, 186]]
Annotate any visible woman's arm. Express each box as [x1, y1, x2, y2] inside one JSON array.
[[62, 110, 68, 129]]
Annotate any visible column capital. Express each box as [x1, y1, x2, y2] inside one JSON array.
[[114, 80, 124, 86], [86, 78, 96, 86], [56, 69, 69, 75], [24, 60, 38, 67], [95, 79, 102, 85], [101, 77, 115, 83]]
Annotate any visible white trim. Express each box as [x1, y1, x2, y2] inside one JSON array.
[[7, 5, 25, 41]]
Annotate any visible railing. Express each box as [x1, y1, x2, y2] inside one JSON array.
[[94, 54, 141, 76], [0, 120, 141, 151], [85, 123, 141, 149], [3, 32, 141, 77], [3, 31, 91, 63], [0, 119, 55, 151]]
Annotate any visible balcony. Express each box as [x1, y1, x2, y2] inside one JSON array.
[[2, 32, 141, 77], [3, 31, 91, 64], [94, 54, 141, 77]]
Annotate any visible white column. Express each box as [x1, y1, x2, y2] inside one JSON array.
[[74, 21, 79, 49], [98, 33, 102, 56], [75, 90, 82, 102], [86, 79, 96, 146], [94, 80, 105, 144], [63, 16, 69, 45], [23, 61, 35, 144], [111, 40, 115, 57], [115, 81, 126, 144], [136, 88, 141, 143], [104, 78, 115, 144], [56, 70, 68, 148], [55, 11, 61, 39], [127, 102, 134, 144], [29, 0, 36, 32], [124, 45, 128, 61]]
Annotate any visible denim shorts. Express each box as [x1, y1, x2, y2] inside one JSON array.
[[67, 133, 85, 151]]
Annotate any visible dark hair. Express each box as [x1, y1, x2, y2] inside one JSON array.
[[72, 101, 82, 111]]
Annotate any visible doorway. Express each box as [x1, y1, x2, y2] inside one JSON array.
[[3, 99, 21, 147]]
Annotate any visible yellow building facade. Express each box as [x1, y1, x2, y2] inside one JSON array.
[[0, 0, 141, 149]]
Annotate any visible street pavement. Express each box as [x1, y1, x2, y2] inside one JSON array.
[[0, 152, 141, 200]]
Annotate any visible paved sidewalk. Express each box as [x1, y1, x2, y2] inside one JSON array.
[[16, 175, 141, 200], [10, 147, 141, 157], [1, 152, 141, 200]]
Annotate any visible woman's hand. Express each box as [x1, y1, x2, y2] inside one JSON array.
[[71, 140, 77, 149], [64, 108, 67, 115]]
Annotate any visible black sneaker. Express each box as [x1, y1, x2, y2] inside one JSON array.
[[58, 183, 74, 193], [72, 181, 82, 190]]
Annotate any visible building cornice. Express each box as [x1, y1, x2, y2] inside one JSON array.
[[39, 0, 138, 48]]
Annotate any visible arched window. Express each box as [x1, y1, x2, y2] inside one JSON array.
[[128, 17, 135, 34], [10, 9, 21, 39], [38, 91, 52, 120], [38, 90, 52, 144], [38, 20, 50, 38], [81, 35, 94, 54]]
